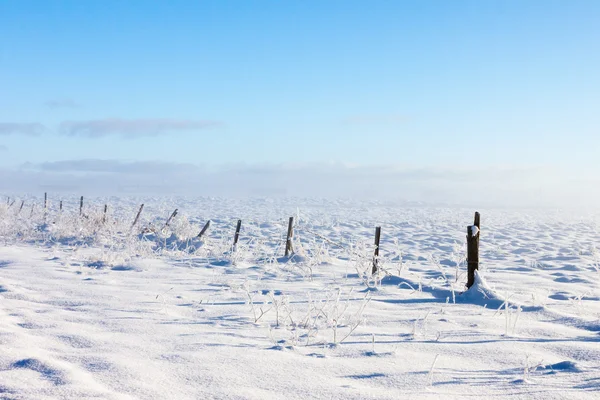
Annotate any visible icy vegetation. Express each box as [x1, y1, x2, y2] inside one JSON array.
[[0, 196, 599, 399]]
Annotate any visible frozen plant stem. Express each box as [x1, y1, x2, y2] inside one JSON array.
[[371, 334, 375, 354], [427, 355, 440, 387]]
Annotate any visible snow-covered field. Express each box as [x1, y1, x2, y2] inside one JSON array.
[[0, 197, 599, 399]]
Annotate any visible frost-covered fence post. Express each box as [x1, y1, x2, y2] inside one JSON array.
[[102, 204, 108, 224], [44, 192, 48, 222], [164, 209, 178, 229], [466, 212, 481, 288], [198, 220, 211, 239], [18, 200, 24, 214], [132, 204, 144, 228], [285, 217, 294, 257], [372, 226, 381, 274], [59, 200, 63, 212], [79, 196, 84, 216], [233, 219, 242, 250]]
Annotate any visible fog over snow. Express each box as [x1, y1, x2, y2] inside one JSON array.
[[0, 161, 597, 210]]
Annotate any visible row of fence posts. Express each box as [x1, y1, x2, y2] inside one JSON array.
[[224, 212, 480, 288], [7, 194, 114, 224], [230, 217, 295, 257], [370, 211, 480, 289], [9, 193, 482, 288]]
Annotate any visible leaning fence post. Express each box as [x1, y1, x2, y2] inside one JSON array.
[[233, 219, 242, 250], [18, 200, 24, 214], [466, 212, 481, 289], [164, 209, 178, 230], [198, 220, 211, 239], [284, 217, 294, 257], [132, 204, 144, 228], [372, 226, 382, 274]]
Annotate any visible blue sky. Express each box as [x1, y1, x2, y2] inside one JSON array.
[[0, 1, 599, 204]]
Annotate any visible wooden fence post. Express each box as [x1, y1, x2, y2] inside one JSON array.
[[285, 217, 294, 257], [233, 219, 242, 250], [80, 196, 84, 216], [102, 204, 108, 224], [164, 209, 178, 229], [198, 220, 211, 239], [132, 204, 144, 228], [372, 226, 381, 274], [43, 192, 48, 222], [466, 212, 481, 289], [59, 201, 63, 212], [18, 200, 24, 214]]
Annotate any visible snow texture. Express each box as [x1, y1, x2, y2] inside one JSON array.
[[0, 197, 599, 399]]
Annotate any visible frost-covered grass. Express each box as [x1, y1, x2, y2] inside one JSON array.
[[0, 196, 599, 399]]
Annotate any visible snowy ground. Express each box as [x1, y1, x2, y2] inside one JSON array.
[[0, 197, 599, 399]]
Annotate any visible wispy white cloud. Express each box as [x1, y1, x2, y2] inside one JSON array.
[[45, 99, 81, 109], [0, 123, 44, 136], [59, 118, 222, 138]]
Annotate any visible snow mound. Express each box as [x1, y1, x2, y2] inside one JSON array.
[[458, 271, 505, 308], [139, 232, 202, 253], [543, 361, 582, 373], [276, 254, 308, 264]]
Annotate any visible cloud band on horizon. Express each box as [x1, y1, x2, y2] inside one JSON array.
[[10, 159, 596, 209]]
